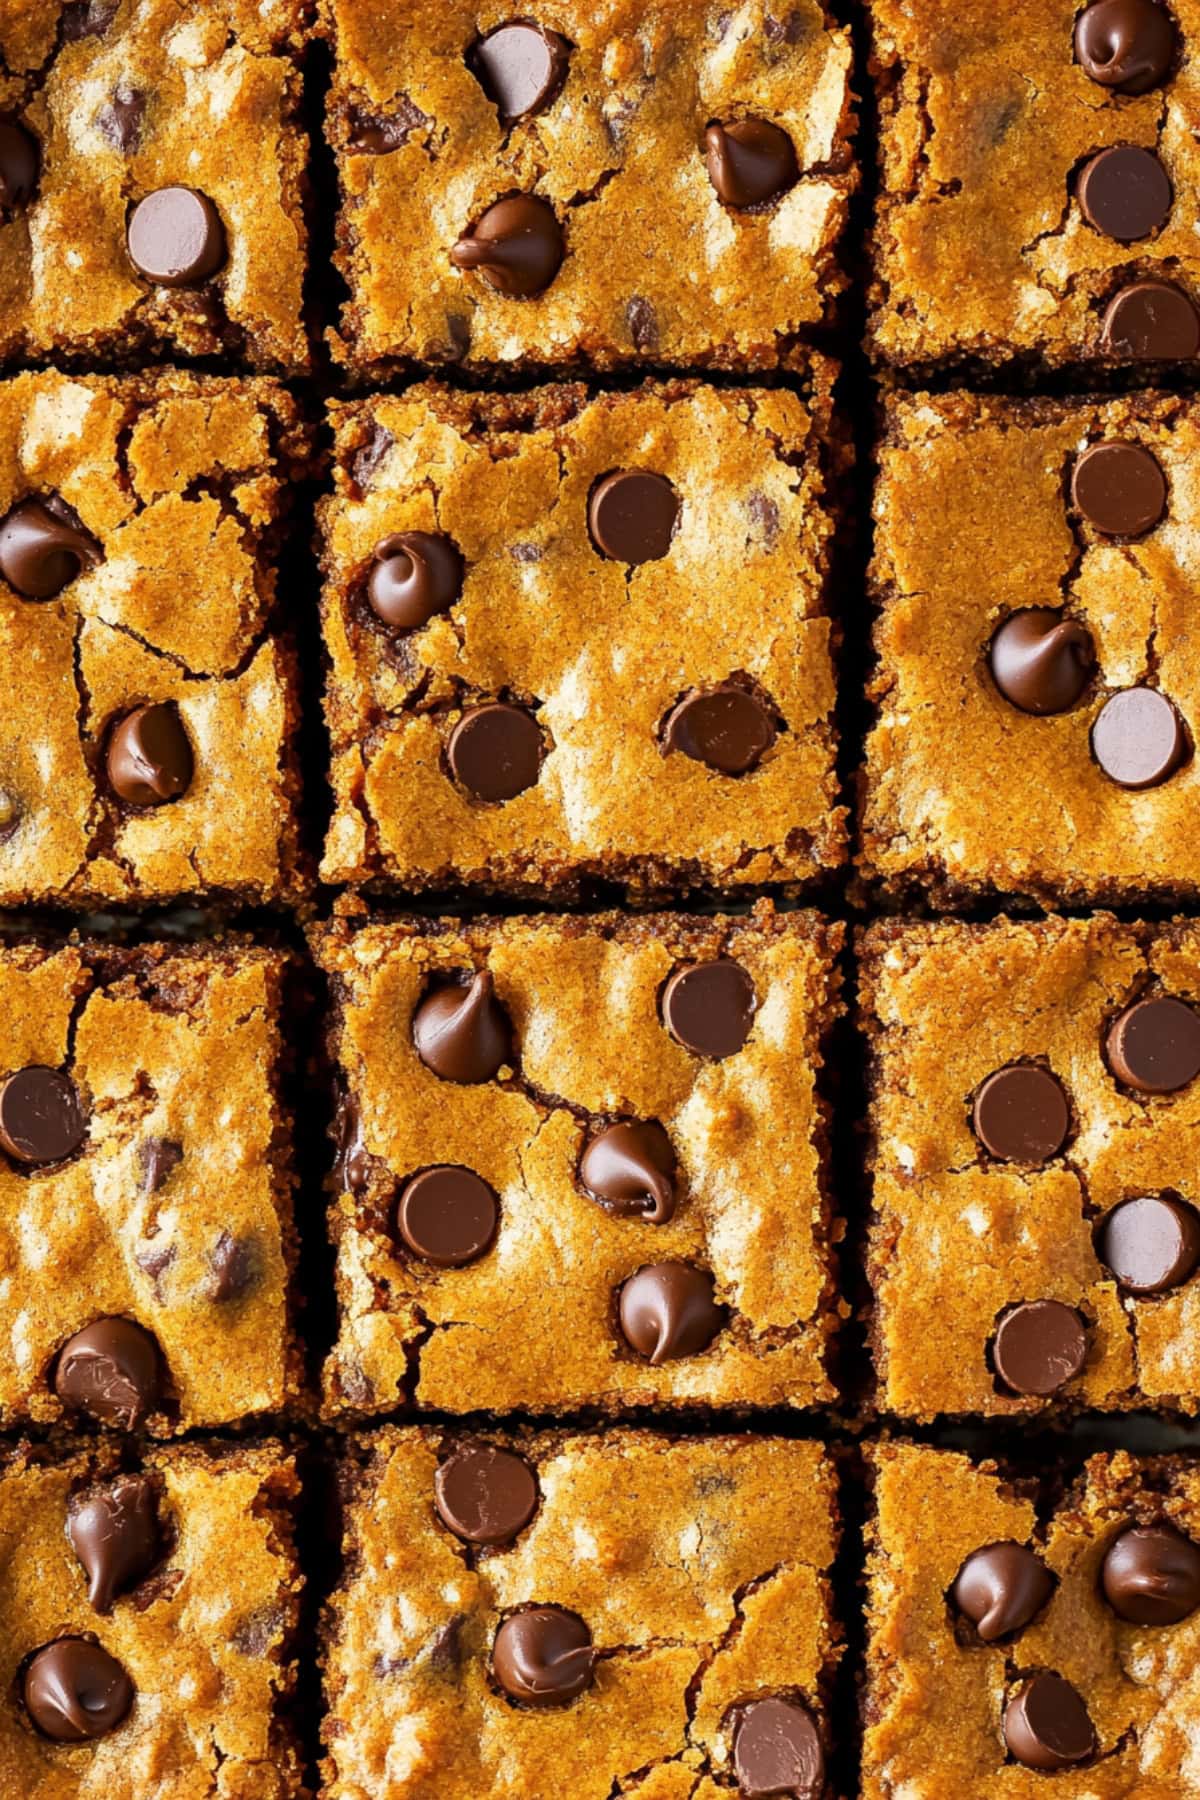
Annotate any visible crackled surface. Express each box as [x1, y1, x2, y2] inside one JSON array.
[[862, 916, 1200, 1420], [860, 391, 1200, 907], [322, 1427, 839, 1799], [0, 1440, 304, 1799], [865, 1444, 1200, 1797], [314, 904, 842, 1415], [869, 0, 1200, 369], [321, 379, 844, 894], [0, 371, 309, 907], [0, 941, 301, 1431], [321, 0, 855, 373], [0, 0, 311, 370]]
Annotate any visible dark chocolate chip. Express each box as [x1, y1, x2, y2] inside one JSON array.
[[1106, 994, 1200, 1093], [68, 1476, 160, 1615], [0, 117, 39, 212], [1078, 145, 1172, 241], [367, 531, 464, 630], [351, 423, 394, 492], [450, 194, 563, 296], [993, 1300, 1088, 1398], [333, 1094, 370, 1192], [705, 118, 798, 208], [23, 1639, 133, 1743], [207, 1230, 257, 1302], [231, 1602, 285, 1657], [580, 1120, 677, 1224], [1101, 280, 1200, 358], [138, 1136, 182, 1194], [662, 686, 776, 774], [106, 703, 193, 807], [54, 1317, 161, 1428], [587, 469, 680, 563], [1092, 687, 1188, 788], [618, 1262, 725, 1364], [427, 1613, 466, 1672], [731, 1696, 825, 1800], [952, 1542, 1055, 1641], [412, 971, 511, 1084], [1075, 0, 1176, 93], [661, 959, 756, 1059], [447, 703, 543, 801], [435, 1442, 538, 1544], [347, 95, 432, 152], [1101, 1524, 1200, 1624], [626, 295, 659, 352], [492, 1607, 594, 1705], [0, 1066, 86, 1166], [989, 609, 1095, 714], [1071, 441, 1167, 537], [468, 21, 571, 121], [0, 496, 102, 599], [1096, 1194, 1200, 1293], [126, 186, 226, 286], [1003, 1672, 1096, 1771], [396, 1166, 499, 1267], [972, 1065, 1071, 1165], [95, 85, 145, 153], [134, 1241, 175, 1298]]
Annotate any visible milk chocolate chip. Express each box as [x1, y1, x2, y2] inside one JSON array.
[[23, 1639, 133, 1742], [396, 1166, 499, 1266], [492, 1607, 594, 1705], [412, 972, 511, 1083], [435, 1443, 538, 1544], [992, 1300, 1088, 1397], [1101, 1524, 1200, 1624], [952, 1542, 1055, 1641], [989, 610, 1094, 714], [450, 194, 563, 296], [54, 1318, 161, 1428], [468, 21, 570, 120], [106, 704, 193, 807], [1003, 1672, 1095, 1771], [126, 186, 226, 285], [580, 1120, 677, 1224], [1075, 0, 1176, 93], [0, 496, 102, 599], [618, 1262, 724, 1363], [0, 1066, 86, 1166], [705, 118, 798, 208], [68, 1477, 160, 1614], [367, 532, 463, 629]]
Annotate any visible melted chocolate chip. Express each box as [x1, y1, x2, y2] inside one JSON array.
[[580, 1120, 677, 1224], [1071, 441, 1167, 537], [54, 1318, 161, 1428], [0, 1066, 86, 1166], [412, 972, 511, 1084], [68, 1477, 160, 1614], [468, 21, 571, 121], [705, 118, 798, 209], [435, 1442, 539, 1544], [1101, 1524, 1200, 1623], [952, 1542, 1055, 1641], [126, 186, 226, 286], [972, 1065, 1071, 1165], [731, 1696, 825, 1800], [1096, 1194, 1200, 1293], [989, 609, 1094, 714], [347, 95, 432, 152], [0, 117, 39, 212], [333, 1093, 370, 1192], [1092, 687, 1189, 788], [1078, 144, 1172, 242], [1106, 994, 1200, 1093], [662, 686, 776, 773], [587, 470, 680, 563], [450, 194, 563, 296], [992, 1300, 1088, 1398], [95, 85, 145, 153], [1003, 1672, 1096, 1771], [661, 959, 756, 1059], [626, 295, 659, 352], [207, 1231, 257, 1302], [0, 496, 102, 599], [1075, 0, 1176, 93], [1101, 280, 1200, 359], [351, 423, 394, 492], [138, 1136, 182, 1194], [492, 1607, 594, 1705], [618, 1262, 725, 1363], [367, 531, 464, 629], [447, 703, 544, 801], [106, 703, 193, 807], [396, 1166, 499, 1267], [23, 1639, 133, 1742]]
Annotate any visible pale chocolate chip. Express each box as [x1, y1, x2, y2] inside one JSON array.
[[435, 1442, 538, 1544], [1003, 1672, 1096, 1771], [952, 1542, 1055, 1641], [1092, 687, 1188, 788], [95, 85, 145, 153], [450, 194, 563, 296], [468, 21, 571, 121], [1096, 1194, 1200, 1293], [626, 295, 659, 352], [492, 1607, 594, 1705], [618, 1262, 725, 1363], [23, 1639, 133, 1742], [126, 186, 226, 286], [992, 1300, 1088, 1398]]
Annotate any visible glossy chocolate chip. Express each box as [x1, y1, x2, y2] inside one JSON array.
[[1092, 687, 1188, 788], [0, 496, 102, 599], [1075, 0, 1176, 93], [1096, 1194, 1200, 1293], [1004, 1672, 1096, 1771], [106, 703, 193, 807], [952, 1542, 1055, 1641], [469, 21, 570, 121], [492, 1607, 594, 1705], [126, 186, 225, 286], [618, 1262, 724, 1363], [731, 1697, 825, 1800], [1072, 441, 1167, 537], [587, 470, 680, 564], [0, 1066, 86, 1166], [54, 1318, 161, 1428], [705, 118, 798, 208], [367, 531, 464, 629], [447, 702, 543, 801], [138, 1136, 182, 1194], [1078, 145, 1172, 242], [396, 1166, 499, 1267], [662, 687, 776, 774], [580, 1121, 677, 1225], [1106, 995, 1200, 1093], [435, 1442, 538, 1544], [1101, 1524, 1200, 1624], [207, 1230, 257, 1302], [23, 1639, 133, 1743], [0, 789, 20, 845], [993, 1300, 1088, 1397], [96, 84, 145, 153], [68, 1477, 159, 1614], [0, 117, 38, 211], [413, 972, 511, 1084], [661, 959, 756, 1059], [988, 610, 1095, 715], [972, 1065, 1070, 1165], [450, 194, 563, 296], [1101, 280, 1200, 358]]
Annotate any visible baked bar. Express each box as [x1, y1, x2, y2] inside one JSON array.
[[320, 0, 855, 375], [320, 377, 845, 894], [862, 914, 1200, 1420], [0, 939, 302, 1433], [869, 0, 1200, 372], [0, 370, 310, 908], [314, 903, 843, 1415], [0, 0, 311, 371], [0, 1438, 304, 1797], [864, 1441, 1200, 1798], [860, 390, 1200, 908], [322, 1426, 840, 1799]]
